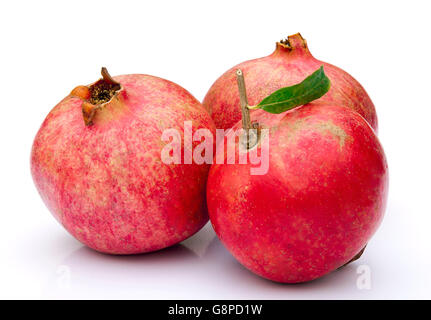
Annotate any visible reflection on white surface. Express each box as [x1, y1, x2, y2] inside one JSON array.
[[39, 222, 396, 299], [0, 196, 428, 299], [1, 195, 429, 299]]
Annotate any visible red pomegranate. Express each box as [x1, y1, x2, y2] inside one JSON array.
[[31, 68, 215, 254], [203, 33, 377, 131], [207, 103, 388, 283]]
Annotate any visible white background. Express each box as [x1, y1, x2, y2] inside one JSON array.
[[0, 0, 430, 299]]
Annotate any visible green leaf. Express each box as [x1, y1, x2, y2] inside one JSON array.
[[256, 66, 331, 114]]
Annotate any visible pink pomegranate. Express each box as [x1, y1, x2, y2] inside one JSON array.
[[203, 33, 378, 131], [31, 68, 215, 254], [207, 103, 388, 283]]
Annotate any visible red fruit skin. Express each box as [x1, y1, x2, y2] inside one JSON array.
[[203, 34, 377, 132], [31, 74, 215, 254], [207, 104, 388, 283]]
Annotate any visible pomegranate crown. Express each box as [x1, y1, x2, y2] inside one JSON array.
[[70, 67, 122, 126], [278, 32, 308, 50]]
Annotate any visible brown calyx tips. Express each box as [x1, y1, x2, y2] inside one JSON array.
[[88, 67, 121, 105], [279, 38, 290, 46], [70, 86, 91, 100], [101, 67, 117, 85], [70, 67, 122, 126], [81, 101, 99, 126], [278, 33, 308, 49]]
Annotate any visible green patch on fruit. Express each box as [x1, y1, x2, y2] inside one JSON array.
[[275, 117, 351, 150], [315, 121, 350, 149]]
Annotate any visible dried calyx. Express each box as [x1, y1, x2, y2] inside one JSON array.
[[88, 68, 121, 104], [71, 67, 122, 126], [277, 33, 308, 50], [279, 38, 290, 47]]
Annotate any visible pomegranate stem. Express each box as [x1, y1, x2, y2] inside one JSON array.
[[236, 69, 253, 148], [236, 69, 252, 148]]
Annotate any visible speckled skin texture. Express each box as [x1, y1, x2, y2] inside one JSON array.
[[31, 74, 215, 254], [207, 104, 388, 283], [203, 34, 378, 131]]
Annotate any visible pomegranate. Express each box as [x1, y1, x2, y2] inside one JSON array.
[[31, 68, 215, 254], [207, 86, 388, 282], [203, 33, 378, 131]]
